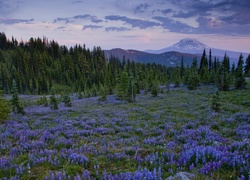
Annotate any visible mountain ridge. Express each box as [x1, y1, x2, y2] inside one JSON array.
[[145, 38, 249, 64], [104, 48, 199, 67]]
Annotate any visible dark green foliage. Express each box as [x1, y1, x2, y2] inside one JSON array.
[[217, 54, 231, 91], [211, 91, 221, 112], [180, 56, 185, 80], [0, 86, 10, 122], [199, 49, 209, 83], [98, 84, 107, 102], [151, 81, 158, 97], [128, 75, 136, 102], [116, 69, 129, 100], [50, 91, 58, 110], [61, 93, 72, 107], [36, 95, 48, 106], [174, 66, 180, 88], [77, 91, 84, 99], [208, 49, 212, 71], [187, 58, 199, 90], [10, 80, 25, 114], [165, 81, 170, 93], [244, 54, 250, 77], [234, 54, 246, 90], [0, 32, 248, 100]]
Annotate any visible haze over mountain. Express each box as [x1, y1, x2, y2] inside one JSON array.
[[145, 38, 249, 64], [105, 38, 249, 67], [104, 48, 199, 67]]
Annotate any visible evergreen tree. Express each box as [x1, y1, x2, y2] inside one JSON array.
[[10, 80, 25, 114], [0, 82, 10, 122], [61, 93, 72, 107], [116, 69, 129, 101], [199, 49, 210, 84], [50, 91, 58, 109], [41, 95, 48, 106], [244, 54, 250, 77], [174, 66, 180, 87], [77, 91, 84, 99], [128, 75, 136, 102], [98, 84, 107, 102], [151, 81, 158, 97], [180, 56, 185, 80], [187, 58, 199, 90], [208, 49, 212, 71], [217, 54, 231, 91], [234, 54, 246, 89], [211, 91, 221, 112]]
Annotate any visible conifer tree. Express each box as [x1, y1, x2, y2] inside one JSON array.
[[61, 93, 72, 107], [10, 80, 24, 114], [211, 91, 221, 112], [217, 54, 231, 91], [180, 56, 185, 80], [174, 66, 180, 87], [50, 91, 58, 109], [187, 58, 199, 90], [234, 54, 246, 89], [244, 54, 250, 77], [151, 80, 159, 97], [128, 75, 136, 102], [41, 95, 48, 106], [98, 84, 107, 101], [208, 49, 212, 71], [0, 82, 10, 121], [116, 69, 129, 100]]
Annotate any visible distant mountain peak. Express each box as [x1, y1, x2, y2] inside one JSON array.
[[172, 38, 209, 50]]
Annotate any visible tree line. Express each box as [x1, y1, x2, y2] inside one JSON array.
[[0, 32, 249, 101]]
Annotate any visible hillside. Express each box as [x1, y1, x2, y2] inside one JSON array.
[[104, 48, 199, 67], [1, 83, 250, 179]]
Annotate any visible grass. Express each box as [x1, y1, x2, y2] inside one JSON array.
[[0, 82, 250, 179]]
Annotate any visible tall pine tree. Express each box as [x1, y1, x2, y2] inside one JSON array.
[[0, 82, 10, 121], [10, 80, 24, 114], [116, 68, 129, 101], [187, 58, 199, 90], [234, 54, 246, 89], [244, 54, 250, 77]]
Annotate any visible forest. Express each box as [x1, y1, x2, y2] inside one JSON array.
[[0, 32, 249, 98]]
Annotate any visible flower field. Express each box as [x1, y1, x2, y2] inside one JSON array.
[[0, 84, 250, 180]]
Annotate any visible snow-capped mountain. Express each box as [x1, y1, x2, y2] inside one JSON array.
[[172, 38, 209, 51], [145, 38, 248, 64], [145, 38, 209, 54]]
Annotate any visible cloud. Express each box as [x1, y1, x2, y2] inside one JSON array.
[[105, 27, 131, 32], [54, 14, 102, 24], [57, 26, 66, 30], [0, 18, 34, 25], [196, 16, 250, 35], [105, 15, 161, 29], [73, 15, 103, 23], [173, 11, 198, 18], [134, 3, 150, 13], [161, 0, 250, 35], [161, 9, 173, 15], [82, 25, 102, 30], [53, 17, 73, 24], [72, 1, 82, 4], [153, 16, 195, 33]]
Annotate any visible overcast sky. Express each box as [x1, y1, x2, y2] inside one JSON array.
[[1, 0, 250, 52]]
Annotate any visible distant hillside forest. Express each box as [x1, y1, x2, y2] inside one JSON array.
[[0, 32, 250, 98]]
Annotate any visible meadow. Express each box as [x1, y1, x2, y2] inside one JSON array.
[[0, 82, 250, 180]]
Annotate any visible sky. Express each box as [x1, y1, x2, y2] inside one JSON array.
[[1, 0, 250, 52]]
